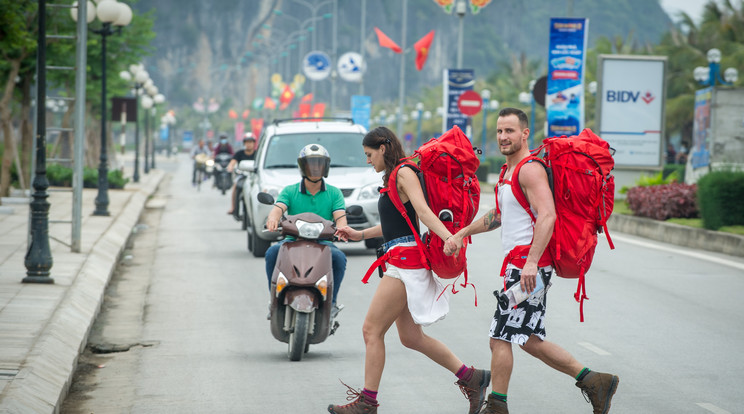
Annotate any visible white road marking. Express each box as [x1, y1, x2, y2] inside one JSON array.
[[577, 341, 611, 356], [609, 234, 744, 272], [696, 403, 731, 414]]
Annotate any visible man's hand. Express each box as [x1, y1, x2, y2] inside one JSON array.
[[443, 232, 463, 256], [520, 262, 538, 294], [265, 216, 279, 232]]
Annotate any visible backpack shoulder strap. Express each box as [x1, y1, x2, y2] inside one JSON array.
[[381, 162, 430, 269], [508, 156, 548, 222]]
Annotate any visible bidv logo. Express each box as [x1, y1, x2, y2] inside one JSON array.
[[606, 90, 655, 104]]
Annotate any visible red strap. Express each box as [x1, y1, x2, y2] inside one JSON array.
[[384, 163, 431, 269], [437, 267, 478, 306], [574, 265, 589, 322], [362, 246, 426, 284]]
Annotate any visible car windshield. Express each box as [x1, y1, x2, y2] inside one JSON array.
[[264, 132, 368, 169]]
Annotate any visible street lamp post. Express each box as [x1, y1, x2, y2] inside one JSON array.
[[120, 63, 149, 183], [481, 90, 499, 160], [78, 0, 132, 216], [161, 111, 176, 158], [693, 48, 738, 87], [415, 102, 424, 149], [150, 93, 165, 170], [456, 0, 466, 68], [519, 79, 537, 148]]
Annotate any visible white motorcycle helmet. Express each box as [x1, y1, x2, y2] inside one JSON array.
[[297, 143, 331, 180]]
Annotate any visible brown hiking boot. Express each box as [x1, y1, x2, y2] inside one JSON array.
[[328, 382, 378, 414], [455, 367, 491, 414], [576, 371, 619, 414], [479, 393, 509, 414]]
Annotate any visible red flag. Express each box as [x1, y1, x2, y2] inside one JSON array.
[[414, 31, 435, 71], [374, 27, 402, 53], [279, 85, 295, 105], [301, 93, 314, 102], [299, 103, 311, 118], [279, 101, 290, 111], [228, 109, 238, 119], [242, 109, 250, 119], [251, 118, 264, 140], [312, 103, 326, 117], [264, 97, 276, 110]]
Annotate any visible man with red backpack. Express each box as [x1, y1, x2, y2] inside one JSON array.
[[446, 108, 619, 414]]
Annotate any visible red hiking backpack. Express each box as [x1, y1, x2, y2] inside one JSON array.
[[363, 126, 481, 294], [499, 128, 616, 321]]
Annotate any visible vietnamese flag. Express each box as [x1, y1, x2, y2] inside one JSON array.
[[280, 85, 295, 105], [414, 31, 435, 71], [228, 109, 238, 119], [312, 103, 326, 117], [251, 118, 264, 140], [299, 103, 311, 118], [264, 97, 276, 110], [242, 109, 250, 119], [301, 93, 314, 103], [374, 27, 402, 53]]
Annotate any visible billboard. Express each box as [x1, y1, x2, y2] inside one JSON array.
[[351, 95, 372, 131], [546, 18, 588, 138], [597, 55, 667, 168], [691, 87, 712, 169], [443, 69, 475, 134]]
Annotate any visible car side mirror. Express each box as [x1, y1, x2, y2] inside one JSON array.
[[238, 160, 255, 172]]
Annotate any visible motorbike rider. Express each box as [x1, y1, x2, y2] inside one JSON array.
[[265, 144, 347, 316], [227, 133, 257, 215], [190, 139, 211, 185], [213, 133, 234, 157]]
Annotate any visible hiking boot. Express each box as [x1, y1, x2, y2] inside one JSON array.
[[479, 394, 509, 414], [328, 382, 378, 414], [456, 367, 491, 414], [576, 371, 619, 414]]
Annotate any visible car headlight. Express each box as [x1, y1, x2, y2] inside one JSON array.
[[296, 220, 324, 239], [358, 183, 379, 200]]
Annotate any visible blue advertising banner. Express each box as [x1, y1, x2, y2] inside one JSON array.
[[443, 69, 475, 134], [546, 18, 588, 138], [351, 95, 371, 131], [182, 130, 194, 149], [691, 87, 712, 168]]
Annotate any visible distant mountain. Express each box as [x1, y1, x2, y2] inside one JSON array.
[[135, 0, 672, 113]]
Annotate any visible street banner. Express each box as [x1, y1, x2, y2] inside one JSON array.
[[251, 118, 264, 141], [160, 125, 168, 141], [351, 95, 372, 131], [443, 68, 475, 135], [182, 130, 194, 149], [692, 87, 712, 168], [235, 121, 245, 143], [597, 55, 667, 167], [546, 17, 588, 139]]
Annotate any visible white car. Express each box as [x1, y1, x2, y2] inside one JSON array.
[[241, 118, 382, 257]]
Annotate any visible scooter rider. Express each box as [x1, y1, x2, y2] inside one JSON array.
[[226, 133, 257, 215], [264, 144, 347, 316]]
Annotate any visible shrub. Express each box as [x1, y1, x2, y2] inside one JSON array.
[[626, 183, 698, 220], [47, 164, 73, 187], [619, 171, 678, 194], [697, 170, 744, 230], [486, 156, 505, 174], [662, 163, 685, 182], [46, 164, 129, 189]]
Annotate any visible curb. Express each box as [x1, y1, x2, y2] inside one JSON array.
[[607, 214, 744, 258], [0, 171, 166, 414]]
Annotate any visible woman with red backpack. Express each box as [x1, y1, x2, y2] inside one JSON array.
[[329, 127, 489, 414]]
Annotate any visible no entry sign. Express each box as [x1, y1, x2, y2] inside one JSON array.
[[457, 90, 482, 116]]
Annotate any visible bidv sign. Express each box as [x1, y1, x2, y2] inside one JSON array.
[[606, 90, 656, 104]]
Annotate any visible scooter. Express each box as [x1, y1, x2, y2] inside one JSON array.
[[232, 160, 253, 230], [258, 192, 347, 361], [213, 152, 233, 195]]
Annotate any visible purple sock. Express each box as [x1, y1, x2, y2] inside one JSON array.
[[362, 388, 378, 402], [456, 364, 472, 380]]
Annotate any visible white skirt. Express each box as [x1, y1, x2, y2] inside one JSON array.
[[383, 242, 450, 326]]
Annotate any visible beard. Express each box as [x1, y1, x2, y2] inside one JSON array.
[[499, 138, 522, 156]]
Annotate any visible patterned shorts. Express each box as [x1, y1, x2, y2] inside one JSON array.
[[489, 266, 553, 345]]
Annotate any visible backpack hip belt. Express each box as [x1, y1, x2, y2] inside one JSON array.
[[362, 245, 427, 284]]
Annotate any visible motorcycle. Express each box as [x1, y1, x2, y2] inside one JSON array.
[[213, 152, 233, 195], [258, 192, 356, 361], [232, 160, 254, 230]]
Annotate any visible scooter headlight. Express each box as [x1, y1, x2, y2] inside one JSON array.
[[206, 159, 215, 167], [296, 220, 324, 239], [275, 272, 288, 296], [316, 275, 328, 300]]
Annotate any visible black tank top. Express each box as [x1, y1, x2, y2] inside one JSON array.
[[378, 191, 419, 243]]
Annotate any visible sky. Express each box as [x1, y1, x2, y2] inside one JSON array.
[[659, 0, 708, 23]]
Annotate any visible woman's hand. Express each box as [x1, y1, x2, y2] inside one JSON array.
[[335, 225, 361, 242], [443, 231, 464, 256]]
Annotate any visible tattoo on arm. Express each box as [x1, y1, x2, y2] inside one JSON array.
[[483, 209, 501, 231]]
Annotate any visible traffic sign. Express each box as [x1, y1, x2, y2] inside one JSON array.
[[457, 90, 482, 116], [302, 51, 331, 81], [337, 52, 365, 82]]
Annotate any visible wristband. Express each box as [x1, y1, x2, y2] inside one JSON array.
[[361, 230, 365, 240]]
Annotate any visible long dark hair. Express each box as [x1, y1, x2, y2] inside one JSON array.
[[363, 126, 406, 187]]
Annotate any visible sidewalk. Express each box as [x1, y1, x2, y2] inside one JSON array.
[[0, 165, 166, 413]]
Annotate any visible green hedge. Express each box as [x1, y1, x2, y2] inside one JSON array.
[[47, 164, 129, 189], [696, 170, 744, 230], [662, 163, 685, 182]]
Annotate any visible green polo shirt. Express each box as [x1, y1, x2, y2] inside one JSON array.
[[276, 179, 345, 220]]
